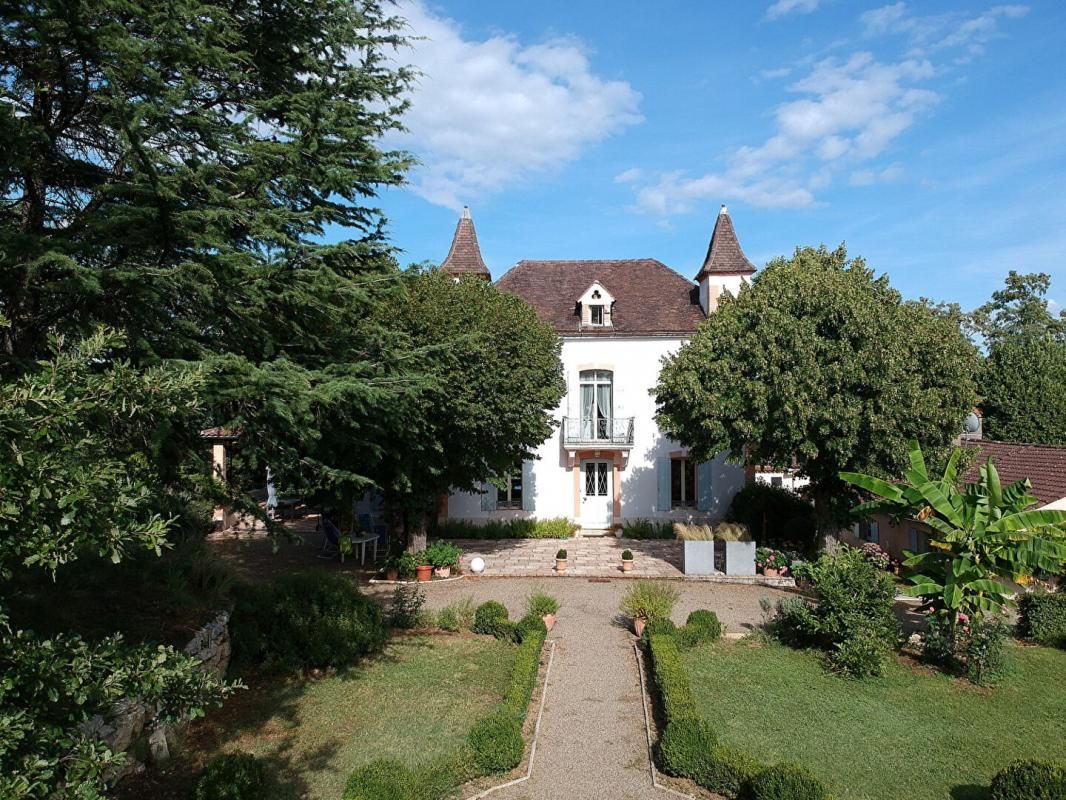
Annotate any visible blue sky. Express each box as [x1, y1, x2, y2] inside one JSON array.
[[369, 0, 1066, 312]]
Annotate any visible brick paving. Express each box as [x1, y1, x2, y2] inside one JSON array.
[[447, 535, 795, 586]]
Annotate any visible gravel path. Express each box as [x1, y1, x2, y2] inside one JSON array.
[[365, 578, 790, 800]]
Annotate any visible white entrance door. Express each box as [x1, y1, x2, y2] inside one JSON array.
[[581, 460, 613, 527]]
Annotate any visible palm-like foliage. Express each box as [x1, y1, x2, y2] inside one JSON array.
[[841, 440, 1066, 616]]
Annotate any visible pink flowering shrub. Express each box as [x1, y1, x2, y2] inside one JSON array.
[[860, 542, 890, 571]]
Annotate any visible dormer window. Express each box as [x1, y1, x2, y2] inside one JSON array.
[[578, 282, 615, 328]]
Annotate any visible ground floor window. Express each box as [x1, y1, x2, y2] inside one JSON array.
[[858, 520, 880, 544], [908, 527, 929, 554], [671, 458, 696, 508], [497, 474, 523, 509]]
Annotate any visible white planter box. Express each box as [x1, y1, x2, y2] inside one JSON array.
[[683, 541, 717, 575], [723, 541, 756, 576]]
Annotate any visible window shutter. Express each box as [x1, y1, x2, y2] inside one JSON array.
[[480, 482, 497, 512], [852, 522, 860, 538], [697, 460, 714, 512], [656, 457, 671, 512], [521, 461, 535, 513], [869, 520, 880, 544]]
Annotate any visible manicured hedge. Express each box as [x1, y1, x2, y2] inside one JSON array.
[[646, 631, 831, 799], [679, 610, 723, 649], [499, 617, 547, 721], [467, 712, 524, 773], [230, 573, 386, 674], [1018, 592, 1066, 648], [435, 518, 577, 540], [990, 759, 1066, 800], [473, 600, 512, 639]]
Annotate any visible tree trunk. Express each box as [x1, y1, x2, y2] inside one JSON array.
[[813, 487, 840, 553], [407, 509, 427, 553]]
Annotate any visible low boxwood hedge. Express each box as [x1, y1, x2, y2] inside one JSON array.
[[473, 600, 513, 639], [742, 762, 832, 800], [990, 759, 1066, 800], [678, 609, 723, 649], [467, 712, 524, 773], [434, 518, 577, 540]]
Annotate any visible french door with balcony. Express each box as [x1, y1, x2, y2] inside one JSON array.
[[579, 369, 613, 441]]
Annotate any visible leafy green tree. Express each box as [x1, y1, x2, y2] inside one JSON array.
[[971, 272, 1066, 444], [654, 245, 977, 541], [1, 0, 417, 501], [841, 440, 1066, 620], [372, 271, 565, 548]]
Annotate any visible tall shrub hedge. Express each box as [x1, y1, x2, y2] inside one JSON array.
[[1018, 592, 1066, 648], [230, 573, 386, 674]]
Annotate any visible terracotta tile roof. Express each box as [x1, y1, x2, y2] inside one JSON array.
[[440, 206, 490, 279], [696, 205, 755, 280], [201, 426, 239, 440], [962, 440, 1066, 506], [495, 259, 704, 335]]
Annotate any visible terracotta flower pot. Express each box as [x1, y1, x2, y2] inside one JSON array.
[[556, 558, 567, 572], [633, 617, 646, 637], [763, 567, 781, 578], [542, 613, 556, 631], [434, 566, 451, 579], [415, 564, 433, 582], [385, 568, 399, 581], [622, 559, 634, 572]]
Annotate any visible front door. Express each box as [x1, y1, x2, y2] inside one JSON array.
[[581, 459, 613, 527]]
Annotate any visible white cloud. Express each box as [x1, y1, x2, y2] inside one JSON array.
[[766, 0, 821, 21], [849, 164, 903, 186], [861, 3, 1029, 53], [614, 167, 643, 184], [391, 1, 642, 209], [624, 52, 936, 214]]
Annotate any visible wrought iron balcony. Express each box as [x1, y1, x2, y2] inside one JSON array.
[[562, 416, 635, 449]]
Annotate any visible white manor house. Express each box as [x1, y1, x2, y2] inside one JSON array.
[[440, 205, 759, 531]]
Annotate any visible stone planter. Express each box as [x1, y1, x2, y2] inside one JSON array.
[[723, 541, 756, 576], [555, 558, 567, 572], [542, 613, 556, 631], [434, 566, 451, 578], [682, 540, 717, 575], [415, 564, 433, 582], [621, 559, 634, 572], [633, 617, 646, 637]]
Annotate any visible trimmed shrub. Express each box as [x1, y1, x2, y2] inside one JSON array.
[[827, 629, 889, 679], [990, 760, 1066, 800], [500, 622, 546, 721], [727, 482, 816, 552], [678, 610, 722, 649], [642, 617, 679, 645], [705, 746, 761, 798], [658, 717, 717, 783], [622, 519, 675, 539], [467, 712, 523, 774], [230, 573, 386, 674], [648, 634, 699, 723], [1018, 591, 1066, 648], [473, 600, 512, 639], [743, 762, 831, 800], [195, 752, 267, 800], [343, 759, 414, 800]]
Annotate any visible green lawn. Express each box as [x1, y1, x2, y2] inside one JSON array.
[[682, 639, 1066, 800], [122, 633, 517, 800]]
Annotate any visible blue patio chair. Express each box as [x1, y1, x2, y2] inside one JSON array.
[[318, 516, 343, 560]]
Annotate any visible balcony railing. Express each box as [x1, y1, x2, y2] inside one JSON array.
[[562, 416, 635, 448]]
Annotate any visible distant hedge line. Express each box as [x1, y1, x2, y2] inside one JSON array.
[[434, 517, 577, 540]]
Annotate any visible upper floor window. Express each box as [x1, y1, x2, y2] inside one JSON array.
[[497, 474, 523, 509], [590, 304, 604, 325], [671, 457, 696, 508]]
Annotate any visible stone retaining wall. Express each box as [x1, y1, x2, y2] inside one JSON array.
[[79, 610, 231, 782]]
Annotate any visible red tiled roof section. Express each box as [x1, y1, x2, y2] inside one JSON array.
[[696, 205, 756, 280], [495, 259, 704, 335], [440, 207, 490, 279], [962, 439, 1066, 506]]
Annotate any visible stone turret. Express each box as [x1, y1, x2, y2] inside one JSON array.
[[696, 205, 756, 313], [440, 206, 491, 280]]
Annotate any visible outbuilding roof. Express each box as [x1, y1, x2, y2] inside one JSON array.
[[962, 439, 1066, 506]]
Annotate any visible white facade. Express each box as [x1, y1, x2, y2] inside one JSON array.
[[446, 334, 746, 527]]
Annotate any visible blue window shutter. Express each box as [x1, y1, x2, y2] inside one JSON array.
[[480, 482, 497, 512], [521, 461, 535, 512], [656, 457, 671, 512], [697, 460, 714, 512], [870, 520, 880, 544]]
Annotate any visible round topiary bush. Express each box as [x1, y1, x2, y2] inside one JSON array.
[[467, 712, 524, 774], [990, 759, 1066, 800], [343, 759, 415, 800], [679, 609, 722, 649], [658, 717, 717, 784], [641, 617, 679, 644], [742, 762, 831, 800], [195, 752, 267, 800], [513, 612, 547, 643], [473, 600, 512, 639]]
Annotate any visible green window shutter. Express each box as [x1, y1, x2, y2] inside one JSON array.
[[521, 461, 535, 513], [480, 482, 497, 512], [697, 460, 714, 512], [656, 457, 671, 512]]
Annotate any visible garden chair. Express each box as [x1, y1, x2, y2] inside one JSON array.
[[318, 516, 344, 560]]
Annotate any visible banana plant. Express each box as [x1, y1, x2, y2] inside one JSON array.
[[840, 440, 1066, 617]]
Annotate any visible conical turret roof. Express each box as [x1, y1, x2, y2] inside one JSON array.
[[696, 205, 755, 280], [440, 206, 490, 279]]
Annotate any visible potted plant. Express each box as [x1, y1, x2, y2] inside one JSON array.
[[555, 548, 568, 572], [528, 592, 560, 631], [382, 552, 401, 582], [756, 546, 788, 577], [397, 551, 419, 582], [677, 522, 716, 575], [620, 580, 679, 637], [414, 551, 433, 582], [425, 541, 462, 578], [621, 549, 634, 572]]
